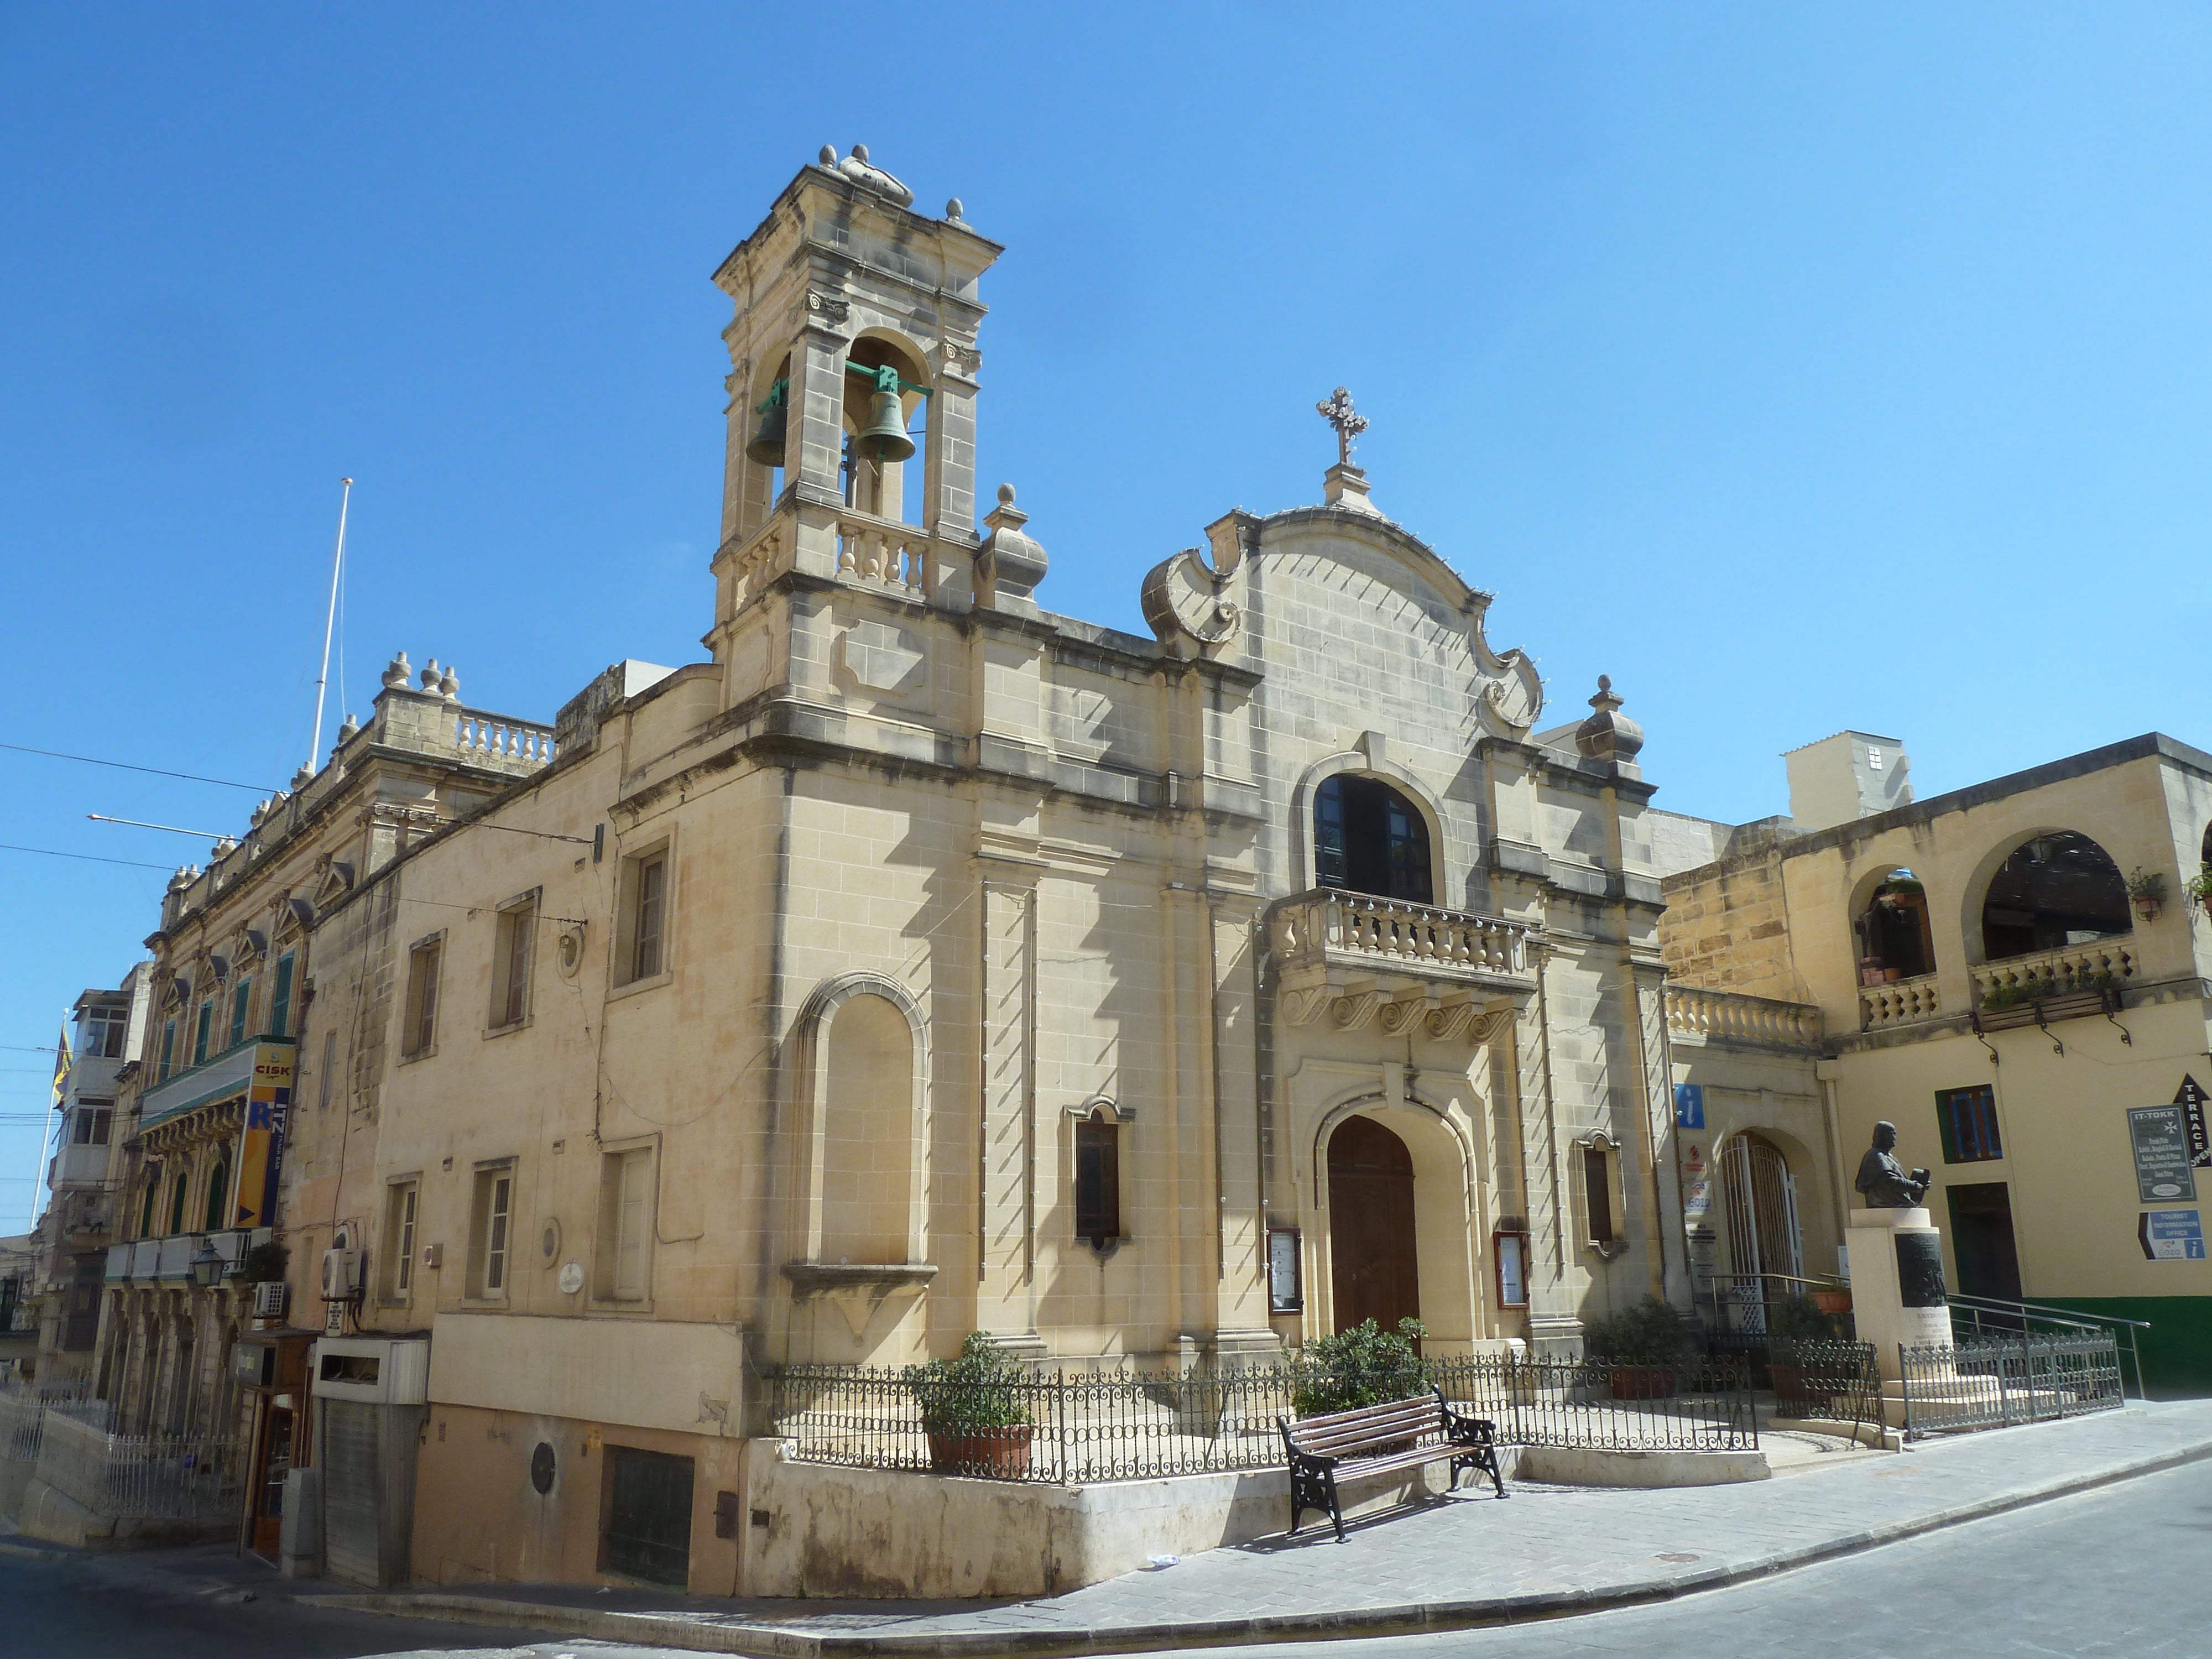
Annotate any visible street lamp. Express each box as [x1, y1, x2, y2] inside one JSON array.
[[189, 1237, 223, 1290]]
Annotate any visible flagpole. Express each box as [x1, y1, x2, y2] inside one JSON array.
[[31, 1019, 65, 1233], [307, 478, 354, 773]]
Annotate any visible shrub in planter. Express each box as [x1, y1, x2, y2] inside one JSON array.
[[904, 1333, 1035, 1477], [1582, 1296, 1694, 1399], [1290, 1317, 1428, 1420], [239, 1240, 289, 1285]]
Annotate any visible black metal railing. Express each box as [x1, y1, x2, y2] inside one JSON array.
[[1947, 1294, 2149, 1400], [1898, 1331, 2126, 1439], [1768, 1339, 1882, 1437], [764, 1353, 1758, 1483], [1697, 1271, 1856, 1374]]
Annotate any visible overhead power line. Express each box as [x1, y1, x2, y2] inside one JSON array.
[[0, 843, 171, 872], [0, 741, 275, 794]]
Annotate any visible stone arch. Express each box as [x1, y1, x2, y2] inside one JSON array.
[[1846, 863, 1937, 985], [1290, 749, 1451, 906], [789, 972, 930, 1266], [1303, 1089, 1482, 1349], [1965, 829, 2131, 966]]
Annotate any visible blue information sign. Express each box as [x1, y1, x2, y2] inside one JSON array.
[[1674, 1083, 1705, 1130], [2141, 1209, 2206, 1261]]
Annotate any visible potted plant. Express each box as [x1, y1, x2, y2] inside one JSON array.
[[1290, 1317, 1429, 1428], [904, 1333, 1035, 1478], [1764, 1294, 1838, 1403], [1809, 1285, 1854, 1317], [2127, 867, 2168, 923], [1581, 1296, 1693, 1399], [2187, 864, 2212, 918]]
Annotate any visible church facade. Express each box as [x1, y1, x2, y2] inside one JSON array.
[[276, 149, 1755, 1590]]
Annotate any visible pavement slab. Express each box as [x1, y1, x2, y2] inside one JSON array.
[[283, 1400, 2212, 1657]]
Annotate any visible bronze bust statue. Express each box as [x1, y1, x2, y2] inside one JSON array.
[[1855, 1120, 1932, 1208]]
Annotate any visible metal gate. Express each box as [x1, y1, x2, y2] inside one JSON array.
[[1720, 1133, 1802, 1286]]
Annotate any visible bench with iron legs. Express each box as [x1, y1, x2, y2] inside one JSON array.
[[1277, 1385, 1506, 1542]]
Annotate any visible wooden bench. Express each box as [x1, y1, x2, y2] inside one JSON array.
[[1277, 1386, 1506, 1542]]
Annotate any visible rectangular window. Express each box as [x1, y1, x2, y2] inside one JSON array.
[[468, 1166, 514, 1297], [84, 1006, 128, 1058], [319, 1030, 338, 1109], [1494, 1230, 1530, 1308], [1074, 1112, 1121, 1245], [159, 1019, 176, 1081], [627, 853, 667, 984], [230, 977, 252, 1048], [1936, 1084, 2005, 1164], [1583, 1142, 1618, 1244], [269, 952, 295, 1038], [193, 999, 213, 1065], [601, 1147, 655, 1301], [490, 896, 536, 1028], [401, 940, 441, 1058], [72, 1107, 112, 1146], [385, 1181, 419, 1298]]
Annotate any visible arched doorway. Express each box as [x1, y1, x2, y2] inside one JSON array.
[[1327, 1115, 1421, 1335], [1314, 775, 1433, 904], [1719, 1133, 1802, 1285]]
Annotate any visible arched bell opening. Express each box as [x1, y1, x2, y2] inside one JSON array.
[[842, 334, 931, 527], [742, 351, 795, 508], [1979, 831, 2130, 963], [1314, 773, 1434, 906], [1851, 866, 1936, 986]]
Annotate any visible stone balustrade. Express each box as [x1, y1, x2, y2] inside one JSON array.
[[453, 709, 557, 767], [1860, 971, 1942, 1031], [1664, 983, 1823, 1048], [835, 512, 934, 597], [1970, 937, 2136, 1005], [1269, 889, 1532, 983]]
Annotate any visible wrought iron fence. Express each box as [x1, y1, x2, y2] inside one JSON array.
[[0, 1379, 95, 1463], [1898, 1332, 2126, 1439], [1697, 1272, 1857, 1373], [765, 1353, 1757, 1483], [1768, 1339, 1882, 1436], [34, 1408, 240, 1520]]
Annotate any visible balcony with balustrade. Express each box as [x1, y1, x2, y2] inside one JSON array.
[[1266, 889, 1535, 1042], [1664, 983, 1824, 1051]]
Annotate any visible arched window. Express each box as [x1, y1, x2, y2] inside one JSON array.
[[1314, 775, 1433, 904], [1854, 868, 1936, 983], [168, 1171, 190, 1237], [203, 1159, 230, 1233], [139, 1168, 160, 1239], [818, 992, 916, 1264], [1981, 832, 2130, 963]]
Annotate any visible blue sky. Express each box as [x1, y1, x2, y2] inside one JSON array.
[[3, 5, 2209, 1222]]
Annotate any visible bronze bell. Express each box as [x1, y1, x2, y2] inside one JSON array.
[[854, 387, 916, 463], [744, 392, 786, 468]]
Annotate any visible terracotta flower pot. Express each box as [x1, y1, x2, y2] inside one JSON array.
[[1607, 1365, 1677, 1400], [925, 1423, 1034, 1479], [1811, 1288, 1853, 1316]]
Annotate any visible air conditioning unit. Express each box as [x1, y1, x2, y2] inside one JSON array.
[[320, 1248, 363, 1302], [253, 1280, 288, 1318]]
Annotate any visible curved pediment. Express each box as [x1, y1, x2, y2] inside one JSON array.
[[1140, 501, 1545, 735]]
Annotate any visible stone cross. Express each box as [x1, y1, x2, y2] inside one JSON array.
[[1316, 386, 1368, 467]]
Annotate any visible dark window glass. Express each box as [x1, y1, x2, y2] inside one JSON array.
[[204, 1160, 229, 1232], [1075, 1112, 1121, 1245], [1583, 1144, 1614, 1241], [159, 1019, 176, 1080], [1936, 1085, 2004, 1164], [632, 855, 666, 981], [1313, 775, 1432, 904], [168, 1173, 189, 1235], [1980, 832, 2130, 963], [194, 1000, 213, 1065]]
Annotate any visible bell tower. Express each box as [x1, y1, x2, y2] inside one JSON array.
[[707, 146, 1001, 640]]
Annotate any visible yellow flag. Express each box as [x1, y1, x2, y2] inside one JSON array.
[[50, 1022, 70, 1106]]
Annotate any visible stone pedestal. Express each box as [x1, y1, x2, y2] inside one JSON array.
[[1844, 1207, 1951, 1381]]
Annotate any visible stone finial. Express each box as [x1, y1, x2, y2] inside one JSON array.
[[336, 713, 361, 745], [977, 482, 1047, 615], [946, 197, 964, 222], [836, 143, 915, 207], [819, 144, 837, 165], [290, 765, 314, 791], [420, 657, 441, 691], [437, 664, 459, 700], [1573, 674, 1646, 764], [382, 650, 412, 690]]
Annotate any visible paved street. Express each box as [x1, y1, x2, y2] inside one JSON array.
[[13, 1456, 2207, 1658]]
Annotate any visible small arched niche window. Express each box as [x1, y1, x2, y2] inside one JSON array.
[[1981, 832, 2131, 963], [1315, 775, 1433, 904], [1854, 868, 1936, 984], [1074, 1106, 1123, 1250]]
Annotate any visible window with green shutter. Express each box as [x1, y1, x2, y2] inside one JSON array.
[[269, 953, 295, 1038], [230, 977, 252, 1048]]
